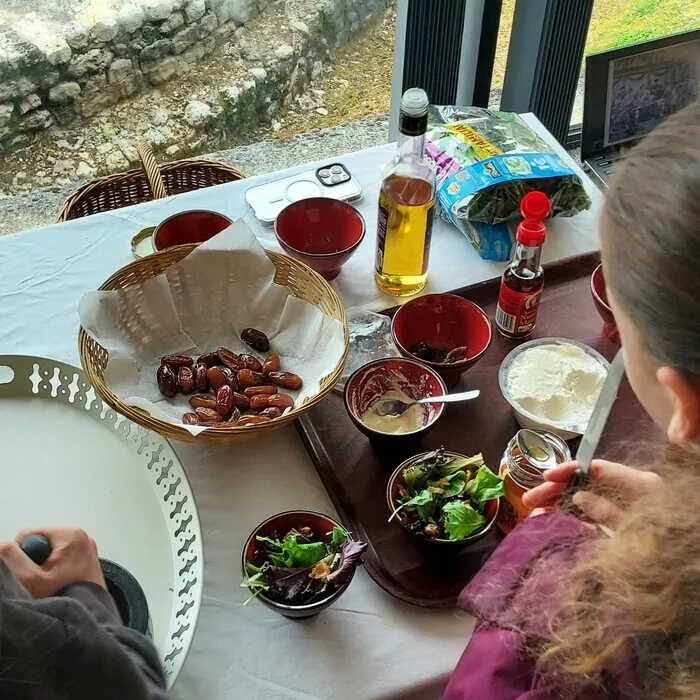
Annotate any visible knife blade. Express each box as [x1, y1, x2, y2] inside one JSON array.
[[568, 348, 626, 490]]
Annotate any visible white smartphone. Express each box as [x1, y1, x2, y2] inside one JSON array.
[[245, 163, 363, 226]]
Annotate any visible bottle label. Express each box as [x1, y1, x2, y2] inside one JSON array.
[[495, 284, 541, 335], [375, 203, 389, 274]]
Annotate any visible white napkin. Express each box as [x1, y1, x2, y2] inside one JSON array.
[[79, 221, 346, 435]]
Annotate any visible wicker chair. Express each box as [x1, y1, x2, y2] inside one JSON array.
[[58, 142, 245, 222]]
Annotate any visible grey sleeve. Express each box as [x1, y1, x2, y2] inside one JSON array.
[[0, 560, 168, 700]]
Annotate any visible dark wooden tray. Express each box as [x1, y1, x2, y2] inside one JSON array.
[[296, 252, 655, 608]]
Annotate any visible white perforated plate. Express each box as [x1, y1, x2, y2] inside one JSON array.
[[0, 356, 203, 688]]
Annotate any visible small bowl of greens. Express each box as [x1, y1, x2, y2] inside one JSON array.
[[386, 448, 503, 548], [241, 510, 367, 619]]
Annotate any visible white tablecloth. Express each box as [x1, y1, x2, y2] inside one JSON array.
[[0, 114, 602, 700]]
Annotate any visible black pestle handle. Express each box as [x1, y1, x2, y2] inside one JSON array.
[[20, 535, 52, 565]]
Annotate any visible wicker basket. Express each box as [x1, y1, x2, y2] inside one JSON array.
[[58, 142, 245, 222], [78, 244, 349, 444]]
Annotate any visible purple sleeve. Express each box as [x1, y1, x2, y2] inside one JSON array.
[[445, 513, 640, 700]]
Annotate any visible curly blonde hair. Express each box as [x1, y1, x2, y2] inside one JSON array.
[[542, 100, 700, 698]]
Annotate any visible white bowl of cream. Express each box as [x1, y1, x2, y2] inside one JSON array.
[[499, 338, 610, 440]]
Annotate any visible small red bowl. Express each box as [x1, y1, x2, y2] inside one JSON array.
[[152, 210, 232, 252], [386, 451, 500, 549], [344, 357, 447, 442], [241, 510, 356, 619], [591, 264, 619, 343], [274, 198, 365, 280], [392, 294, 492, 388]]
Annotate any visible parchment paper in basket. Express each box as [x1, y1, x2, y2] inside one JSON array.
[[78, 221, 346, 435]]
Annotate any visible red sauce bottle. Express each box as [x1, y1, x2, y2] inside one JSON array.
[[495, 191, 551, 339]]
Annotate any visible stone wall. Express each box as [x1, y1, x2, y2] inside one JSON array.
[[0, 0, 388, 154]]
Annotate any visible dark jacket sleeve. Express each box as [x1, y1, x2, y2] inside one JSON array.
[[0, 559, 168, 700]]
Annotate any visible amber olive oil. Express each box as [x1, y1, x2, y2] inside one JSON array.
[[374, 88, 436, 297]]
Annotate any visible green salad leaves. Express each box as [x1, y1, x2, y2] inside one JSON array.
[[389, 448, 505, 541]]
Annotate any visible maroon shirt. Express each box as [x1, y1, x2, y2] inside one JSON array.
[[444, 513, 641, 700]]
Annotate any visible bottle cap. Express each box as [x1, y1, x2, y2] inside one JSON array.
[[399, 88, 429, 137], [516, 191, 550, 247]]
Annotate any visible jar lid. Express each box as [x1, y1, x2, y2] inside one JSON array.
[[130, 226, 156, 259]]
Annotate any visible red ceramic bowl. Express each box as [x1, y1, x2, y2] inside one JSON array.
[[152, 210, 232, 252], [591, 264, 619, 343], [392, 294, 492, 388], [274, 198, 365, 280], [241, 510, 356, 619], [386, 451, 500, 549], [344, 357, 447, 442]]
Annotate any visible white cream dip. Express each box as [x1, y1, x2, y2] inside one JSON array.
[[360, 390, 424, 434]]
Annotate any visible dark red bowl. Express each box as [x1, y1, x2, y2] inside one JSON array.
[[344, 357, 447, 443], [152, 210, 232, 252], [386, 451, 500, 549], [241, 510, 356, 619], [274, 198, 365, 280], [591, 264, 619, 343], [391, 293, 492, 388]]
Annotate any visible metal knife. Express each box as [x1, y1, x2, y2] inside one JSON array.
[[568, 348, 626, 491]]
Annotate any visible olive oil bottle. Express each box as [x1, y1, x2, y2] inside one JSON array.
[[374, 88, 436, 297]]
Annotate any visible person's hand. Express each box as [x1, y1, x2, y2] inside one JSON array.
[[0, 526, 106, 599], [522, 460, 662, 527]]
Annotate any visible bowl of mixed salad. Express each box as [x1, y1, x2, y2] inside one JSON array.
[[241, 510, 367, 618], [386, 448, 504, 548]]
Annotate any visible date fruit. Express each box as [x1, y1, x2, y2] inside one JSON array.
[[196, 352, 219, 367], [243, 385, 277, 397], [217, 347, 245, 372], [249, 394, 271, 411], [238, 415, 271, 426], [232, 392, 250, 410], [267, 371, 303, 390], [206, 366, 227, 391], [219, 365, 239, 391], [183, 412, 199, 425], [237, 369, 267, 388], [241, 328, 270, 353], [189, 394, 218, 410], [195, 407, 223, 423], [178, 366, 195, 394], [241, 354, 263, 373], [157, 364, 178, 398], [259, 407, 282, 419], [262, 354, 281, 375], [216, 385, 234, 419], [193, 363, 208, 392], [268, 393, 294, 410], [161, 354, 194, 368], [445, 346, 469, 364]]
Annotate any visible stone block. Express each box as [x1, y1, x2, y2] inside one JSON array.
[[143, 0, 176, 22], [140, 39, 173, 63], [161, 13, 186, 34], [184, 100, 212, 126], [64, 21, 89, 50], [108, 58, 135, 83], [19, 109, 53, 133], [39, 71, 61, 89], [185, 0, 207, 22], [199, 12, 218, 34], [142, 56, 179, 84], [118, 3, 146, 33], [68, 49, 114, 78], [49, 81, 81, 103], [172, 25, 200, 54], [92, 18, 120, 43], [0, 103, 14, 127], [18, 93, 41, 115], [74, 90, 117, 118]]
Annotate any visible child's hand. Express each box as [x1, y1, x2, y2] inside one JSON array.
[[522, 460, 662, 527], [0, 526, 106, 599]]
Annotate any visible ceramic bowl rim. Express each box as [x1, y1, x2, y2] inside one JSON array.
[[385, 450, 501, 545], [241, 509, 355, 612], [498, 337, 611, 435], [274, 197, 367, 260], [152, 209, 233, 252], [391, 293, 493, 370], [343, 356, 448, 437]]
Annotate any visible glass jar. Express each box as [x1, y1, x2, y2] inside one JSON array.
[[497, 430, 571, 534]]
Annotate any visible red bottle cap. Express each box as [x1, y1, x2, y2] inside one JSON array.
[[516, 191, 551, 247]]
